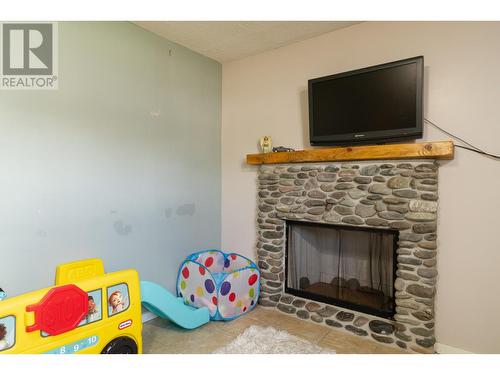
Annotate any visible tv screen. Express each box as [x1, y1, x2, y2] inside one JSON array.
[[308, 56, 423, 145]]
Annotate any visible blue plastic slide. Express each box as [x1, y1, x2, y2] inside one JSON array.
[[140, 280, 210, 329]]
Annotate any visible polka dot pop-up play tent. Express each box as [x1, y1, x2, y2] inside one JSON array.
[[176, 250, 261, 320]]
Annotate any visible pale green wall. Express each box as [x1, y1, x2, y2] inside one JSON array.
[[0, 22, 221, 296]]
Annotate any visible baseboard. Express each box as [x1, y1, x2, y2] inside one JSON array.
[[141, 311, 157, 323], [435, 342, 473, 354]]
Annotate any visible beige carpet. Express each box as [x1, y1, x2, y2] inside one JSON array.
[[213, 325, 335, 354]]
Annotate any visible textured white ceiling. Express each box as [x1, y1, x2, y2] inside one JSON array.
[[134, 21, 360, 62]]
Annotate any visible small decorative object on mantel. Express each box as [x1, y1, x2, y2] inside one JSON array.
[[259, 136, 273, 153], [272, 146, 295, 152]]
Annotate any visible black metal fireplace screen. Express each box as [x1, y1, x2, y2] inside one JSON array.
[[285, 220, 397, 319]]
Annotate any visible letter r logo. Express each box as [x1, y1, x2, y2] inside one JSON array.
[[2, 23, 53, 75]]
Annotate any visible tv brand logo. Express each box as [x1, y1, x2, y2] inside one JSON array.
[[1, 22, 58, 89]]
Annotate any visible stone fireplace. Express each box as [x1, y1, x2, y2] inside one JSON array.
[[256, 161, 438, 353]]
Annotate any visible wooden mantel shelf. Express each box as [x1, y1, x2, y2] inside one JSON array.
[[246, 140, 454, 165]]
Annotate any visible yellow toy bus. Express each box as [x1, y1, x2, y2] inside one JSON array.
[[0, 259, 143, 354]]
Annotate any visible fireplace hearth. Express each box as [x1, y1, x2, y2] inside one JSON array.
[[255, 161, 439, 353]]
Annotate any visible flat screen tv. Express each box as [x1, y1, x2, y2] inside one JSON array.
[[308, 56, 423, 146]]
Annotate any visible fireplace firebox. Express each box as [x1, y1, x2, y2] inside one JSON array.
[[285, 220, 398, 319]]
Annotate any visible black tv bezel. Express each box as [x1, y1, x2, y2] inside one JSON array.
[[308, 56, 424, 146]]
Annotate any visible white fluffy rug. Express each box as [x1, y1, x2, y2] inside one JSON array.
[[213, 325, 335, 354]]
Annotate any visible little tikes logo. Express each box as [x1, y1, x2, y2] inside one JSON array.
[[118, 319, 133, 330], [0, 22, 58, 89]]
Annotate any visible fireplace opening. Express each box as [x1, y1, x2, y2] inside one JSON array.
[[285, 220, 397, 319]]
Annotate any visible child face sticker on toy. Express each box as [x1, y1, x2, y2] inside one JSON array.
[[84, 290, 102, 324], [107, 284, 130, 316], [0, 316, 15, 352], [109, 292, 123, 313]]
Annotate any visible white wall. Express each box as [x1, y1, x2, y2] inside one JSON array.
[[221, 22, 500, 353], [0, 22, 221, 297]]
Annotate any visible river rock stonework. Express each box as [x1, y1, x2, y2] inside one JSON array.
[[256, 161, 439, 354]]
